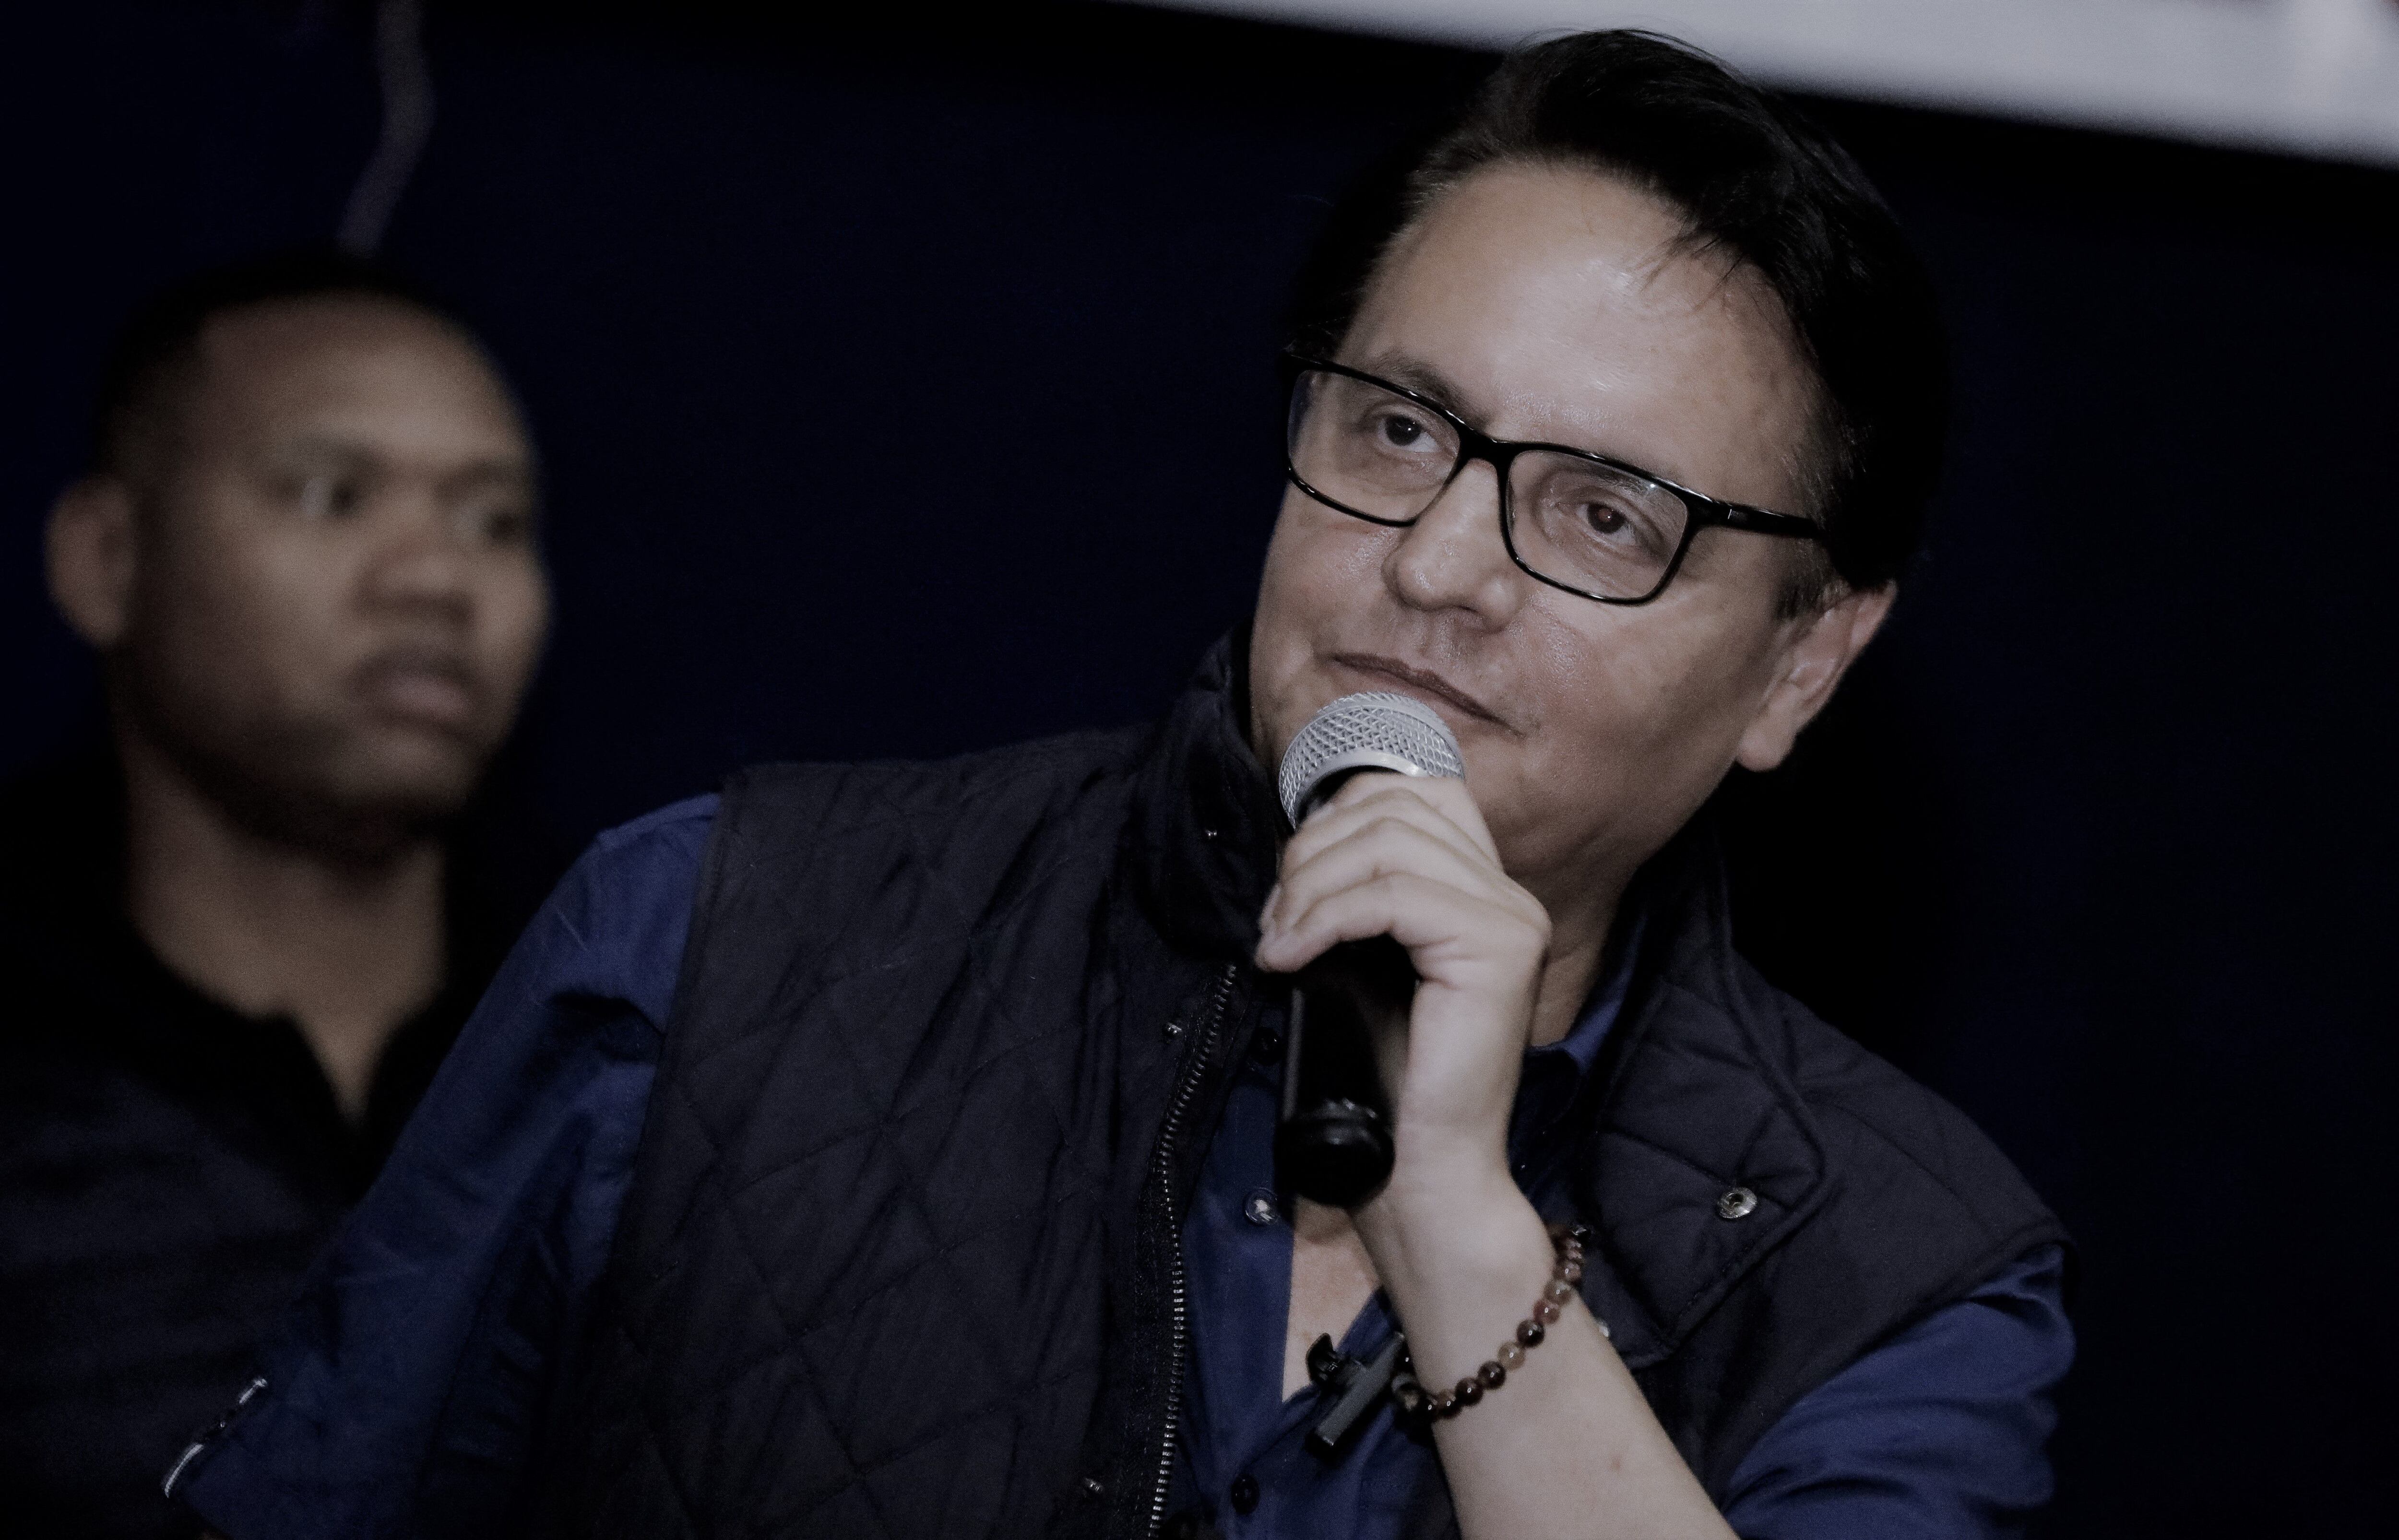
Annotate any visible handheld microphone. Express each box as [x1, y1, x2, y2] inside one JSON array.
[[1272, 692, 1464, 1208]]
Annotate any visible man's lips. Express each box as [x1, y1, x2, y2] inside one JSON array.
[[1327, 652, 1510, 731], [354, 652, 479, 733]]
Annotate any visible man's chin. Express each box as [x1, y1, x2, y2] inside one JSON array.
[[230, 742, 486, 861], [325, 744, 482, 824], [133, 689, 497, 860], [355, 723, 483, 783]]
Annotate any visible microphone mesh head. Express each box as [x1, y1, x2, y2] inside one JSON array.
[[1277, 692, 1464, 827]]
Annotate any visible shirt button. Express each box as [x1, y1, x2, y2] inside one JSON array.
[[1717, 1186, 1759, 1220], [1242, 1190, 1279, 1226], [1229, 1473, 1261, 1514]]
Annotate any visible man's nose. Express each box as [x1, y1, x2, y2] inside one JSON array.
[[361, 495, 476, 619], [1381, 459, 1527, 626]]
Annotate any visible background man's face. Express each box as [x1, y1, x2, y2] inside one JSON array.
[[116, 295, 550, 847], [1249, 163, 1828, 903]]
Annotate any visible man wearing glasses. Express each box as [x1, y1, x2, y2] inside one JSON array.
[[174, 31, 2068, 1540]]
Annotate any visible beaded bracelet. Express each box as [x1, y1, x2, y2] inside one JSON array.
[[1390, 1222, 1601, 1423]]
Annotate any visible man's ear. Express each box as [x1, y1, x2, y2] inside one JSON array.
[[48, 477, 142, 650], [1734, 582, 1896, 772]]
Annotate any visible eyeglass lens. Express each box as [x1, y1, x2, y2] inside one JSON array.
[[1287, 368, 1689, 602]]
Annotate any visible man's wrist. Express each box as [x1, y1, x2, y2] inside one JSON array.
[[1359, 1156, 1550, 1303]]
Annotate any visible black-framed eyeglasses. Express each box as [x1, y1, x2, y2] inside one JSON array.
[[1281, 355, 1822, 606]]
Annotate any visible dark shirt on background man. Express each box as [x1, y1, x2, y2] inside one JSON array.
[[0, 754, 554, 1540]]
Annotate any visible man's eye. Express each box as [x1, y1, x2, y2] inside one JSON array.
[[297, 475, 363, 520], [470, 504, 535, 545], [1580, 502, 1628, 535], [1578, 499, 1670, 554], [1377, 414, 1427, 448]]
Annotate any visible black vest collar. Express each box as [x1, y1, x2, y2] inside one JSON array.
[[1126, 629, 1283, 963]]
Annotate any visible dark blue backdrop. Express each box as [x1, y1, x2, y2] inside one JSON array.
[[4, 2, 2393, 1532]]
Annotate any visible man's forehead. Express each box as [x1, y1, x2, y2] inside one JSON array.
[[1360, 167, 1799, 362], [197, 293, 474, 373], [187, 298, 526, 458]]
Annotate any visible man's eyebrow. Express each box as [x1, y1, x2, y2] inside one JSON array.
[[1354, 354, 1478, 422], [265, 434, 534, 486], [441, 457, 538, 490], [264, 433, 378, 468], [1356, 352, 1679, 479]]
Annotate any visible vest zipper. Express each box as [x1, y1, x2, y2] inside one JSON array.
[[1143, 962, 1238, 1540]]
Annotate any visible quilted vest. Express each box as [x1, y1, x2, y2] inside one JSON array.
[[545, 636, 2066, 1538]]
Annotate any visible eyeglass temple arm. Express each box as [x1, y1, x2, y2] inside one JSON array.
[[1710, 503, 1823, 541]]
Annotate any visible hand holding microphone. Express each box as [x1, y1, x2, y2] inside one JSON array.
[[1261, 692, 1552, 1208]]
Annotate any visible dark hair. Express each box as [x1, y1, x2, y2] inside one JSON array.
[[89, 248, 474, 483], [1292, 31, 1947, 600]]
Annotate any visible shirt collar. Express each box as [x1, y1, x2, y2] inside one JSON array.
[[1508, 909, 1647, 1172], [1530, 908, 1646, 1076]]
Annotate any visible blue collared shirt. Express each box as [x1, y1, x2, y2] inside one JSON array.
[[1176, 940, 2070, 1538], [1174, 936, 1633, 1533], [176, 796, 2072, 1539]]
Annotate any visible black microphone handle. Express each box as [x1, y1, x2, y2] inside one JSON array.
[[1275, 933, 1415, 1208]]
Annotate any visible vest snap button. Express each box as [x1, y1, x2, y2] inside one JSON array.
[[1081, 1476, 1105, 1499], [1716, 1186, 1758, 1220], [1229, 1473, 1261, 1514]]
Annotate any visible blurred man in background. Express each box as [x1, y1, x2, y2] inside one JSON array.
[[0, 253, 555, 1540]]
